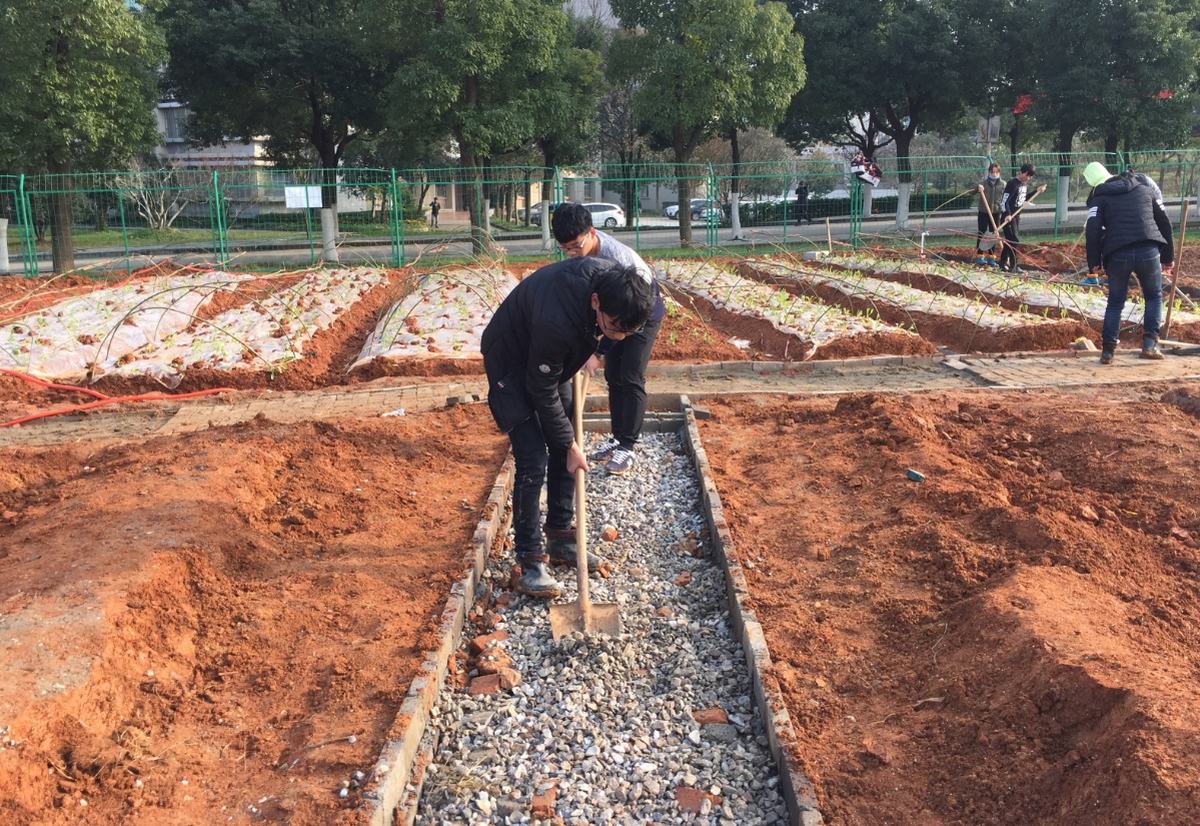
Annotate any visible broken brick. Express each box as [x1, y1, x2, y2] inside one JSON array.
[[468, 674, 501, 696], [673, 571, 693, 586], [531, 780, 559, 818], [469, 631, 509, 655], [691, 707, 729, 725], [656, 606, 673, 618], [475, 650, 514, 676], [674, 785, 721, 814], [497, 667, 522, 690], [601, 525, 619, 542]]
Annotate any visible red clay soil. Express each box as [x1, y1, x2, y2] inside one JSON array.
[[0, 406, 508, 825], [736, 261, 1096, 354], [698, 390, 1200, 825]]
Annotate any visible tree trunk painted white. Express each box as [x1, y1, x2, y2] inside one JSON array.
[[862, 184, 874, 222], [541, 200, 552, 251], [895, 181, 912, 230], [0, 219, 9, 274], [729, 191, 743, 239], [447, 184, 457, 212], [591, 179, 602, 202], [483, 197, 492, 237], [320, 208, 339, 263], [1057, 174, 1070, 226]]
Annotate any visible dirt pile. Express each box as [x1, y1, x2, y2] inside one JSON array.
[[0, 406, 507, 824], [698, 389, 1200, 825]]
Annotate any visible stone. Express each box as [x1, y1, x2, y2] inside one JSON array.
[[497, 667, 523, 690], [674, 786, 721, 814], [691, 707, 729, 725], [656, 607, 673, 618], [531, 781, 559, 819], [1072, 337, 1098, 351], [601, 525, 619, 542], [702, 724, 738, 744], [469, 631, 509, 655], [1078, 504, 1100, 523], [468, 674, 501, 696]]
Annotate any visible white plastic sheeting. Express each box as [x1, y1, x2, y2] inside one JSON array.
[[351, 267, 517, 370], [111, 268, 387, 384], [661, 260, 919, 356], [0, 271, 246, 382], [750, 258, 1065, 332]]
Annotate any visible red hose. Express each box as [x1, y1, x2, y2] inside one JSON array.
[[1, 386, 236, 428], [0, 367, 110, 400]]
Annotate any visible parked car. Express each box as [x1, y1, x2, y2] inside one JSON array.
[[664, 198, 712, 220], [583, 202, 626, 228], [661, 202, 678, 217], [529, 201, 565, 226]]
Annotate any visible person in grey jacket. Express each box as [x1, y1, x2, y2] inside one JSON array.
[[975, 162, 1005, 266], [1083, 161, 1175, 363]]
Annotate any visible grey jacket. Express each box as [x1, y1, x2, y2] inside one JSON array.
[[978, 176, 1004, 215]]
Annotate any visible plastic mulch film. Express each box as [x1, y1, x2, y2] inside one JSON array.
[[351, 267, 517, 370], [0, 272, 248, 382], [110, 268, 387, 384]]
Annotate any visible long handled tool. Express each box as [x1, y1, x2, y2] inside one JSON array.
[[549, 371, 621, 640], [1162, 199, 1191, 340], [978, 186, 1005, 256]]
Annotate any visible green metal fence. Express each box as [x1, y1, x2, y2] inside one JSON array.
[[1, 150, 1197, 276]]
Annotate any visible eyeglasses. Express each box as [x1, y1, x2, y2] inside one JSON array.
[[559, 239, 587, 254]]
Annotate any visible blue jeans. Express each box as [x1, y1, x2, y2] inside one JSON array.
[[1102, 242, 1162, 347]]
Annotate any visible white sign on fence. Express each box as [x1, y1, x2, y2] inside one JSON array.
[[284, 186, 323, 209]]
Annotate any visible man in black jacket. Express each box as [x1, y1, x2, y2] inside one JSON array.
[[482, 257, 653, 598], [998, 163, 1046, 272], [1083, 161, 1175, 363]]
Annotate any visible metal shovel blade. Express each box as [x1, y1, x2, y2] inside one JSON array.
[[549, 599, 622, 640]]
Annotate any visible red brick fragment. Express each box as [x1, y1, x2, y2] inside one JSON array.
[[497, 667, 522, 689], [468, 674, 501, 695], [674, 785, 721, 813], [531, 780, 559, 818], [673, 571, 693, 586], [691, 707, 729, 725], [469, 630, 509, 655]]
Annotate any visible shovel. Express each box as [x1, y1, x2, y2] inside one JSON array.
[[549, 371, 622, 640]]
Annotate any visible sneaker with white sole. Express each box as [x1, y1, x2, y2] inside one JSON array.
[[589, 438, 620, 463], [606, 447, 636, 475]]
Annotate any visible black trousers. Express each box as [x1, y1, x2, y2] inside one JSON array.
[[975, 212, 992, 252], [604, 313, 662, 449], [508, 381, 575, 561], [999, 221, 1021, 271]]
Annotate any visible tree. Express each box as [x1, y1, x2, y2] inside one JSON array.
[[383, 0, 566, 253], [783, 0, 979, 228], [0, 0, 162, 273], [609, 0, 805, 245], [154, 0, 394, 222]]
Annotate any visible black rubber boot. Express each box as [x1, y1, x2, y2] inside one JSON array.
[[1100, 345, 1115, 365], [545, 526, 606, 574], [515, 555, 562, 599]]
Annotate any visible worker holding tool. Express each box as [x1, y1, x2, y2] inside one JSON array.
[[551, 202, 666, 476], [999, 163, 1046, 272], [1083, 161, 1174, 364], [976, 163, 1005, 266], [481, 257, 653, 598]]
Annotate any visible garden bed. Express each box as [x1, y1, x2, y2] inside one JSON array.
[[661, 260, 934, 360], [697, 389, 1200, 825], [0, 406, 507, 825], [739, 257, 1095, 353]]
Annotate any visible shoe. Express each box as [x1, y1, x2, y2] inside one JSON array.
[[975, 256, 987, 265], [1100, 349, 1115, 365], [515, 556, 562, 598], [606, 447, 636, 475], [986, 257, 998, 267], [588, 438, 619, 463], [1140, 345, 1164, 360], [545, 526, 606, 573]]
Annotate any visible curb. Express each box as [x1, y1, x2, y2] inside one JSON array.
[[362, 456, 515, 826], [678, 395, 825, 826]]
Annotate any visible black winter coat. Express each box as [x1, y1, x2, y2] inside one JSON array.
[[481, 257, 611, 449], [1086, 172, 1174, 270]]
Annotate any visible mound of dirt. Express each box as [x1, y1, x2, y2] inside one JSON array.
[[0, 406, 507, 824], [698, 388, 1200, 825]]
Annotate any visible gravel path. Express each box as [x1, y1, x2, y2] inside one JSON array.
[[414, 433, 787, 824]]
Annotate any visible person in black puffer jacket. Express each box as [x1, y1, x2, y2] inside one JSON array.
[[481, 256, 652, 598], [1083, 161, 1175, 363]]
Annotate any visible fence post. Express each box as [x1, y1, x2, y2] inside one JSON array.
[[116, 187, 132, 277], [849, 176, 863, 249], [706, 162, 718, 247], [552, 168, 564, 260], [390, 169, 404, 267], [17, 174, 37, 276], [210, 170, 228, 268], [921, 170, 929, 235]]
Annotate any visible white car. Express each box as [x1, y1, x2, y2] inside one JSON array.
[[584, 202, 626, 228], [664, 198, 711, 220]]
